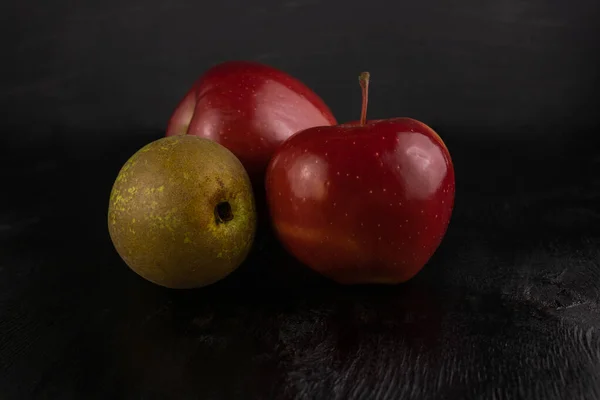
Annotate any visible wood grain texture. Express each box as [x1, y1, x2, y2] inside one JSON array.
[[0, 134, 599, 399]]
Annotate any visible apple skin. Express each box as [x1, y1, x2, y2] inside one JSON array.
[[265, 118, 455, 285], [166, 60, 337, 185]]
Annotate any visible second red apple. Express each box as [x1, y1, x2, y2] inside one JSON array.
[[265, 73, 455, 284], [166, 60, 337, 185]]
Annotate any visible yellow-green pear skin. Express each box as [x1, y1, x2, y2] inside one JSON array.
[[108, 135, 257, 289]]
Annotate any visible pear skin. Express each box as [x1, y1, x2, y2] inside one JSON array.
[[108, 135, 257, 289]]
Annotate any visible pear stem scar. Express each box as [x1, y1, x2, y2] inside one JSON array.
[[215, 201, 233, 224]]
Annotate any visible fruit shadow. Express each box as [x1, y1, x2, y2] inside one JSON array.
[[105, 258, 448, 398]]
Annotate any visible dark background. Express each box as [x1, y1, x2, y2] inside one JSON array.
[[2, 0, 600, 399]]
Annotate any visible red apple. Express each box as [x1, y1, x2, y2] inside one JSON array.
[[166, 60, 337, 185], [265, 72, 455, 285]]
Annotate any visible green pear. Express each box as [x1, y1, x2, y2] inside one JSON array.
[[108, 135, 257, 289]]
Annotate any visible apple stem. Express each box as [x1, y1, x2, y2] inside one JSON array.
[[359, 72, 370, 126]]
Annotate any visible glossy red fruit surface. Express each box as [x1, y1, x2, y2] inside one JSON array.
[[166, 60, 337, 184], [265, 73, 455, 285]]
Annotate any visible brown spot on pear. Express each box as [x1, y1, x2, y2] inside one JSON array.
[[107, 135, 257, 289]]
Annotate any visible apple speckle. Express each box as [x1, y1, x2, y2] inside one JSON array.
[[378, 237, 382, 241], [356, 176, 360, 179], [360, 222, 364, 226], [375, 152, 379, 156], [326, 181, 331, 186], [315, 160, 319, 164], [333, 202, 336, 206], [345, 213, 348, 217], [383, 188, 387, 192], [369, 190, 373, 194], [435, 214, 438, 218], [346, 173, 349, 177], [336, 172, 340, 176], [377, 224, 380, 227], [421, 209, 424, 214], [442, 200, 445, 204], [278, 192, 281, 196], [325, 152, 328, 156], [405, 219, 408, 223], [302, 197, 306, 202], [353, 141, 356, 145]]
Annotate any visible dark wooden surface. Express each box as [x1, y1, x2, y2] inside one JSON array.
[[2, 0, 600, 398], [1, 134, 600, 399]]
